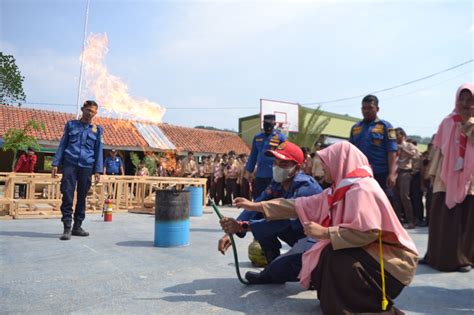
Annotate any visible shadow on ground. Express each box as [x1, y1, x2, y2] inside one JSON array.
[[146, 278, 319, 314], [154, 280, 474, 314]]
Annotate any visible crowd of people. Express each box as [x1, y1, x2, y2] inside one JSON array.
[[13, 95, 449, 232], [18, 82, 471, 314], [174, 150, 253, 206], [217, 84, 473, 313]]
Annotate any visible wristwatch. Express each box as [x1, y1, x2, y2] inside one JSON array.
[[239, 221, 249, 232]]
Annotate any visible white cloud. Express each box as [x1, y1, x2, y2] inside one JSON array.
[[159, 2, 316, 60], [470, 24, 474, 32]]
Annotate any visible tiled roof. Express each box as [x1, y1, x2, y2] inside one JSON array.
[[94, 117, 148, 148], [159, 123, 250, 154], [0, 105, 148, 148], [0, 105, 250, 154], [0, 105, 71, 142]]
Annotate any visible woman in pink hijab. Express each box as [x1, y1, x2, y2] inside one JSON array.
[[235, 141, 418, 314], [420, 83, 474, 272]]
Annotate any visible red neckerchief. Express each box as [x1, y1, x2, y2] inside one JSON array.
[[452, 114, 467, 170], [321, 166, 373, 227]]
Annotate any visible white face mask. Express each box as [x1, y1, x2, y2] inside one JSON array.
[[272, 165, 296, 183]]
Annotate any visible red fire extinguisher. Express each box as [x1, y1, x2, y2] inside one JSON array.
[[103, 197, 113, 222]]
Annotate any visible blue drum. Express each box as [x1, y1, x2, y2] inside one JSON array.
[[154, 190, 190, 247], [185, 186, 203, 217]]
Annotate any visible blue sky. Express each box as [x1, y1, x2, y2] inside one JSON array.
[[1, 0, 473, 137]]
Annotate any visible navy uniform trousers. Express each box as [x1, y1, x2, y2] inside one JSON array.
[[253, 219, 306, 282], [60, 164, 93, 225]]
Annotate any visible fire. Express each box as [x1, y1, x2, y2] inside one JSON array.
[[81, 33, 166, 123]]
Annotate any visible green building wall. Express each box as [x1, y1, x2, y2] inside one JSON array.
[[239, 106, 360, 146], [238, 107, 428, 153]]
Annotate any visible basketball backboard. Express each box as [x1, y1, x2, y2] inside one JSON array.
[[260, 99, 299, 133]]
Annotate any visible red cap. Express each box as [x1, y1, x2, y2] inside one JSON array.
[[265, 141, 304, 165]]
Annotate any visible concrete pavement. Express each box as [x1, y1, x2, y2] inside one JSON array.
[[0, 207, 473, 314]]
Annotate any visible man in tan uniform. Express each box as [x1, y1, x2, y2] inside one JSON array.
[[407, 139, 425, 226], [203, 155, 213, 202], [393, 128, 418, 229], [181, 151, 198, 178], [212, 154, 225, 205]]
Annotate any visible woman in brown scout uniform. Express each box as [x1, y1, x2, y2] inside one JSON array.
[[420, 83, 474, 272]]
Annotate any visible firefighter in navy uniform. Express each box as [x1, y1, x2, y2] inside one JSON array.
[[349, 94, 398, 195], [104, 149, 124, 175], [219, 141, 323, 284], [244, 114, 286, 200], [52, 100, 104, 241]]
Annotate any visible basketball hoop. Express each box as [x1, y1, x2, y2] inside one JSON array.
[[260, 99, 299, 134]]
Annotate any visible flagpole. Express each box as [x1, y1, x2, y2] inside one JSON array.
[[76, 0, 90, 119]]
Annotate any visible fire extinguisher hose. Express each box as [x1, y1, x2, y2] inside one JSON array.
[[211, 200, 249, 285]]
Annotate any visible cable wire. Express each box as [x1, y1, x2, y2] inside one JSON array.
[[302, 59, 474, 105], [23, 60, 473, 111]]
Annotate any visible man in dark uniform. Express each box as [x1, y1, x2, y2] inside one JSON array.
[[52, 100, 104, 241], [218, 141, 323, 284], [104, 149, 124, 175], [349, 95, 398, 195], [244, 114, 286, 200]]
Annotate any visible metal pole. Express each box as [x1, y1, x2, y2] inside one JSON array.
[[76, 0, 91, 119]]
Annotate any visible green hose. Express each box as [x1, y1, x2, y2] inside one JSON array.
[[211, 201, 249, 285]]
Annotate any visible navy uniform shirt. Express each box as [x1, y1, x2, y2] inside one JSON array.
[[104, 156, 123, 175], [349, 118, 397, 174], [245, 130, 287, 178], [52, 120, 104, 173], [236, 171, 323, 226]]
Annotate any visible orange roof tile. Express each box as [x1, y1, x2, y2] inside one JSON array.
[[0, 105, 250, 154], [0, 105, 148, 148], [159, 123, 250, 154]]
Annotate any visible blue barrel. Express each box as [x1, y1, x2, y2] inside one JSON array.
[[185, 186, 203, 217], [154, 190, 190, 247]]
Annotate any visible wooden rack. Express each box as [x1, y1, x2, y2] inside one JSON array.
[[0, 173, 207, 219]]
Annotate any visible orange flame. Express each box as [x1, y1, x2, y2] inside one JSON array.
[[81, 33, 166, 123]]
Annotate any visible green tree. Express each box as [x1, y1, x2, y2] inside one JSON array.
[[408, 135, 432, 145], [2, 120, 45, 170], [194, 125, 237, 134], [130, 151, 162, 175], [288, 106, 331, 149], [0, 52, 26, 106], [130, 152, 141, 170]]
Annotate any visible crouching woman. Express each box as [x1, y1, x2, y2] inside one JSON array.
[[235, 142, 418, 314]]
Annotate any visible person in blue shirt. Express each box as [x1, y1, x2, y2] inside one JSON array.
[[104, 149, 124, 175], [244, 114, 287, 200], [219, 141, 323, 284], [52, 100, 104, 241], [349, 95, 398, 195]]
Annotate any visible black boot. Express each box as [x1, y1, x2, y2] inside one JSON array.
[[72, 222, 89, 237], [60, 223, 72, 241], [245, 270, 273, 284]]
